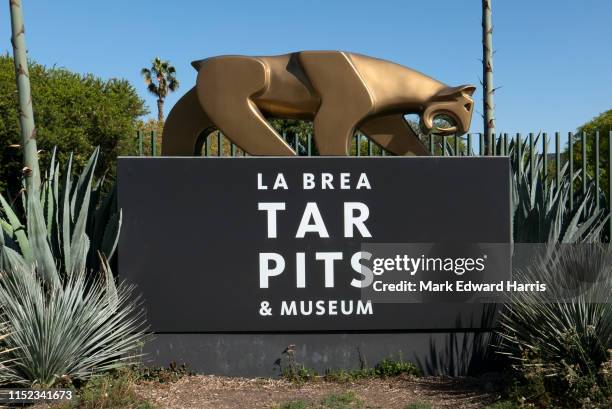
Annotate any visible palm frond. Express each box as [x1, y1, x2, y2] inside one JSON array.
[[147, 82, 160, 97], [168, 78, 179, 92]]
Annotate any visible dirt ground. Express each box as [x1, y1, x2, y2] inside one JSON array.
[[133, 374, 503, 409]]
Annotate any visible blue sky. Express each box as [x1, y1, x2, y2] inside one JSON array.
[[1, 0, 610, 136]]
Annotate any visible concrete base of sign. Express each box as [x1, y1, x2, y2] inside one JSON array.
[[143, 332, 497, 377]]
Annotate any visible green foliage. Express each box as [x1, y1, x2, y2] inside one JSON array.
[[509, 136, 608, 243], [136, 362, 193, 383], [279, 401, 309, 409], [141, 57, 179, 121], [373, 357, 421, 378], [497, 245, 612, 407], [485, 401, 518, 409], [0, 148, 121, 276], [320, 391, 363, 409], [282, 364, 318, 383], [53, 369, 157, 409], [578, 110, 612, 136], [0, 148, 146, 387], [277, 392, 363, 409], [267, 118, 446, 156], [0, 263, 148, 387], [570, 110, 612, 198], [278, 392, 363, 409], [279, 345, 420, 383], [0, 54, 147, 195], [141, 58, 179, 101]]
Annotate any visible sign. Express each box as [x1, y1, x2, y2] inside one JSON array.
[[118, 157, 510, 332]]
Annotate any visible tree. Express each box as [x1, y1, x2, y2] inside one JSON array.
[[0, 55, 147, 195], [578, 109, 612, 136], [141, 58, 179, 122], [482, 0, 495, 155], [570, 109, 612, 199]]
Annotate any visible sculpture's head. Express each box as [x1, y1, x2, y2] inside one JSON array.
[[420, 85, 476, 136]]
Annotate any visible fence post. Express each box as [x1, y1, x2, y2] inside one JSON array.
[[609, 130, 612, 243], [454, 134, 459, 156], [429, 134, 434, 155], [542, 132, 548, 182], [555, 132, 560, 191], [516, 133, 522, 180], [479, 133, 484, 156], [308, 133, 313, 156], [442, 135, 447, 156], [595, 131, 600, 210], [582, 132, 587, 197], [217, 132, 222, 156], [569, 132, 574, 211], [137, 130, 143, 156], [504, 133, 509, 155], [529, 132, 534, 182], [467, 133, 472, 156], [150, 130, 157, 156], [231, 142, 236, 157], [205, 134, 210, 156], [356, 134, 360, 157]]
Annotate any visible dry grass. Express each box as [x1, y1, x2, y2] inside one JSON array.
[[133, 374, 500, 409]]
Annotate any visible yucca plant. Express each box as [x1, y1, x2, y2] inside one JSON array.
[[498, 245, 612, 406], [0, 148, 148, 386], [0, 263, 147, 386]]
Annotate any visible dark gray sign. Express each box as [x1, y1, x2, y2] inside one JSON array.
[[118, 157, 510, 332]]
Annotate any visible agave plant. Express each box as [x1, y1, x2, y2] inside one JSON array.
[[506, 136, 608, 243], [498, 245, 612, 406], [0, 147, 147, 386], [0, 147, 121, 281], [437, 134, 607, 243]]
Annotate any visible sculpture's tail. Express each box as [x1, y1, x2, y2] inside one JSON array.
[[162, 87, 215, 155]]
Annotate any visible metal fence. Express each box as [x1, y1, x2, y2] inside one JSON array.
[[137, 129, 612, 241]]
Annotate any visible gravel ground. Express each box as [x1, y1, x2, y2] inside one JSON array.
[[133, 374, 502, 409]]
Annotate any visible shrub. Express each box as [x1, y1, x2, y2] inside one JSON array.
[[0, 148, 148, 386], [53, 368, 157, 409], [497, 245, 612, 407], [373, 357, 421, 377], [0, 263, 148, 386], [136, 362, 193, 383], [279, 401, 309, 409], [0, 54, 147, 195]]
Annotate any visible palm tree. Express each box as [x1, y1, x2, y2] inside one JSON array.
[[141, 57, 179, 122]]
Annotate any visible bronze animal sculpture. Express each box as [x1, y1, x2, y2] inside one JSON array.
[[162, 51, 476, 156]]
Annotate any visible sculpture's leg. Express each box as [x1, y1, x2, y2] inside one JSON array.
[[298, 51, 374, 155], [359, 114, 429, 156], [196, 56, 295, 156], [162, 87, 215, 155]]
